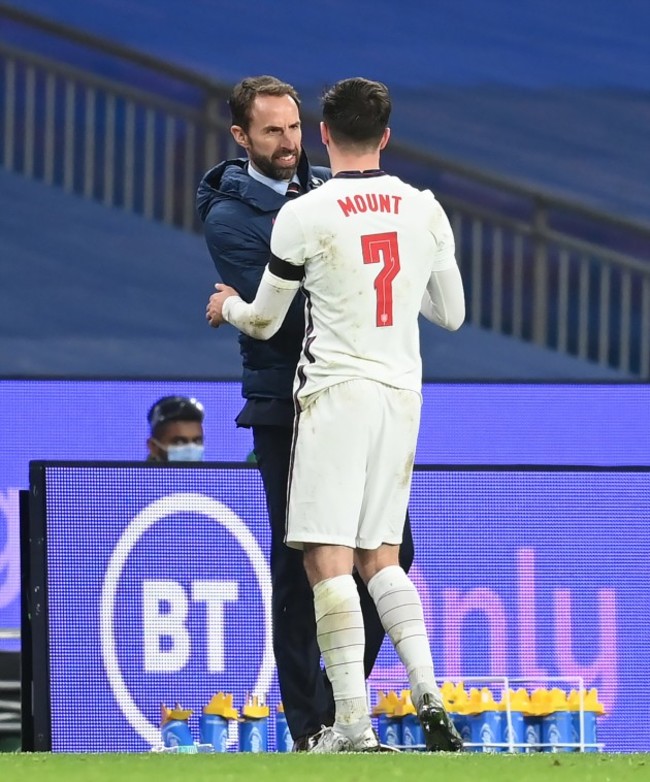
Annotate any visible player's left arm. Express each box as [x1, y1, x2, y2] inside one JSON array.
[[421, 266, 465, 330], [420, 196, 466, 330], [206, 205, 306, 340]]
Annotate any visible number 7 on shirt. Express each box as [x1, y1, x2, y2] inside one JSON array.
[[361, 231, 401, 327]]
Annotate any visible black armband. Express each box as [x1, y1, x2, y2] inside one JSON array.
[[269, 253, 304, 281]]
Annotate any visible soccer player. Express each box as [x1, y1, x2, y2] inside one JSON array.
[[198, 75, 416, 749], [206, 77, 465, 753]]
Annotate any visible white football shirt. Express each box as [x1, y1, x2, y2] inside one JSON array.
[[269, 171, 462, 403]]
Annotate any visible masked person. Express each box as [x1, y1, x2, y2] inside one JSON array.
[[146, 395, 205, 462]]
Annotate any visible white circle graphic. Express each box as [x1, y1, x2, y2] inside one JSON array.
[[100, 493, 274, 747]]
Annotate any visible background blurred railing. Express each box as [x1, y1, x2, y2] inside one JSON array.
[[434, 187, 650, 376], [0, 4, 236, 230], [1, 3, 649, 376]]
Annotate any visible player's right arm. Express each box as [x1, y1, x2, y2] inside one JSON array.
[[203, 202, 306, 348], [216, 204, 306, 340]]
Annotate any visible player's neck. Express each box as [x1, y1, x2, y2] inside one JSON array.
[[328, 151, 381, 177]]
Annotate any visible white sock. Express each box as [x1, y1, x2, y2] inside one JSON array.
[[367, 565, 442, 707], [313, 575, 371, 730]]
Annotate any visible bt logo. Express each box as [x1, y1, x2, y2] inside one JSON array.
[[100, 493, 273, 747], [142, 579, 239, 673]]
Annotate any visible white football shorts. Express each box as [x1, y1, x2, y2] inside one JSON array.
[[285, 378, 421, 550]]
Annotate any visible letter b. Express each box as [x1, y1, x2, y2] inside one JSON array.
[[143, 580, 190, 672]]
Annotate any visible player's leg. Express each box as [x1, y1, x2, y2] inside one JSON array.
[[357, 548, 462, 752], [357, 545, 439, 706], [302, 543, 380, 753], [286, 382, 380, 752], [356, 510, 414, 677], [355, 386, 462, 752], [252, 424, 333, 746]]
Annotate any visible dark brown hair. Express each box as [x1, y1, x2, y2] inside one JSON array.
[[321, 77, 391, 149], [228, 75, 301, 131]]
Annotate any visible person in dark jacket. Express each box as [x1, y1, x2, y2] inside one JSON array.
[[196, 75, 414, 749]]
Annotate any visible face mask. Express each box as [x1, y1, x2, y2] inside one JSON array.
[[166, 443, 205, 462]]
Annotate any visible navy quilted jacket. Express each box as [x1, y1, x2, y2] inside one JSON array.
[[197, 152, 330, 400]]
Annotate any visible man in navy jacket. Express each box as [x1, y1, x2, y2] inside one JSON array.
[[197, 75, 414, 749]]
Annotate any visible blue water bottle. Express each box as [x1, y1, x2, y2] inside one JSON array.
[[499, 688, 535, 753], [199, 693, 239, 752], [239, 694, 269, 752], [401, 713, 425, 750], [540, 689, 572, 753], [468, 710, 502, 753], [542, 711, 572, 752], [502, 710, 525, 753], [377, 713, 402, 748], [525, 716, 542, 751], [571, 710, 598, 752], [393, 690, 424, 751], [568, 688, 604, 753], [275, 703, 293, 752], [372, 691, 402, 748], [160, 703, 197, 753], [200, 713, 229, 752]]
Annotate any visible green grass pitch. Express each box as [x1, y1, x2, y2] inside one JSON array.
[[1, 753, 649, 782]]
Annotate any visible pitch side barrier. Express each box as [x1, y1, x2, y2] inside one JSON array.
[[22, 462, 649, 752]]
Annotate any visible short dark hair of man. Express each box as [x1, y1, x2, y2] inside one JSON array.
[[228, 75, 301, 132], [321, 77, 391, 151], [147, 395, 204, 438]]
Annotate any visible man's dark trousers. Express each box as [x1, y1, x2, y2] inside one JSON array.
[[253, 424, 415, 742]]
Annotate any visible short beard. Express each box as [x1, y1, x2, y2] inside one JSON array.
[[249, 150, 298, 181]]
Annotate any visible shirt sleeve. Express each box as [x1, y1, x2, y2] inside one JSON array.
[[270, 202, 308, 269], [420, 266, 466, 330], [426, 191, 457, 272], [222, 266, 301, 340]]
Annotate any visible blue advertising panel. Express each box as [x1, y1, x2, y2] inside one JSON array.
[[30, 464, 650, 752], [2, 380, 650, 646]]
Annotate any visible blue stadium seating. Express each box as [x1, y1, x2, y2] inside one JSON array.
[[1, 1, 645, 377], [0, 168, 633, 379], [0, 168, 240, 376], [388, 87, 650, 227], [7, 0, 650, 223]]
